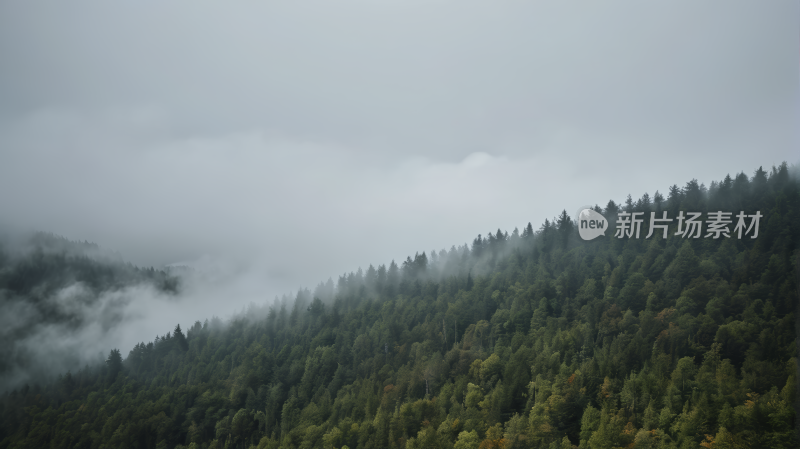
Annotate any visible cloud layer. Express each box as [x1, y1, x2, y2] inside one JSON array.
[[0, 1, 797, 376]]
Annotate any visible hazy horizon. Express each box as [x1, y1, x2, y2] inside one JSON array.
[[1, 1, 798, 389]]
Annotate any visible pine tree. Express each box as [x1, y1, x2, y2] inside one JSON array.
[[173, 324, 188, 351], [106, 349, 123, 382]]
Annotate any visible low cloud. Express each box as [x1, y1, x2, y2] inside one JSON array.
[[0, 257, 295, 392]]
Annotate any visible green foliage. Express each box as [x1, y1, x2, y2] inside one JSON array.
[[453, 430, 479, 449]]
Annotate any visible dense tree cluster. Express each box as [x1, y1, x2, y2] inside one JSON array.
[[0, 163, 797, 448]]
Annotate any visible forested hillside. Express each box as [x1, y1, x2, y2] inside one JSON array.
[[0, 232, 179, 392], [1, 163, 798, 449]]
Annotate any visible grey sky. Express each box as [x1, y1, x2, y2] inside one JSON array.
[[1, 1, 797, 314]]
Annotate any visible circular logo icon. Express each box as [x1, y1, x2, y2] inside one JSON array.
[[578, 208, 608, 241]]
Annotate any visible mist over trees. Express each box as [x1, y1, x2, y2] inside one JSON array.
[[0, 163, 797, 448], [0, 232, 180, 392]]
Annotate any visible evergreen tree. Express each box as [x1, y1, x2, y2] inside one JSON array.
[[173, 324, 188, 351], [106, 348, 123, 382]]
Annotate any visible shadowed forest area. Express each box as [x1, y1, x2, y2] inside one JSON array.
[[1, 162, 798, 448]]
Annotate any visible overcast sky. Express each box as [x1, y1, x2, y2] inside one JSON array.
[[1, 1, 798, 315]]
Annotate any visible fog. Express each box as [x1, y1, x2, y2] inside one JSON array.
[[0, 1, 797, 388]]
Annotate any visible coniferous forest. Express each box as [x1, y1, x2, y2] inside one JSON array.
[[1, 163, 798, 449]]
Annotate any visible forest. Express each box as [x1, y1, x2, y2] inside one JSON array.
[[0, 162, 797, 448]]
